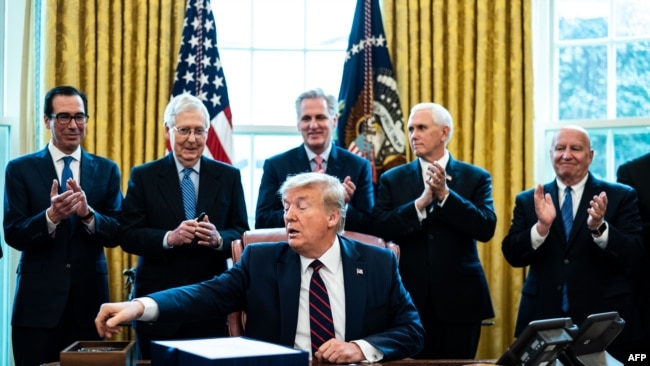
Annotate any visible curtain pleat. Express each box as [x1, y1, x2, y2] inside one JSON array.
[[384, 0, 534, 359], [43, 0, 186, 340]]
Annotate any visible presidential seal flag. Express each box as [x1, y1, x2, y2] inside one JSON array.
[[172, 0, 233, 164], [337, 0, 406, 182]]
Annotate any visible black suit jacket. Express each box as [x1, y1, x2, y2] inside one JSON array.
[[617, 152, 650, 345], [4, 146, 122, 328], [502, 173, 643, 343], [371, 157, 496, 322], [255, 144, 374, 232], [149, 236, 425, 361], [120, 154, 249, 335]]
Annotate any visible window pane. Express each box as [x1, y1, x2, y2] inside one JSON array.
[[558, 45, 607, 120], [557, 0, 608, 40], [251, 50, 306, 125], [305, 51, 346, 97], [305, 0, 356, 49], [219, 49, 252, 124], [615, 0, 650, 37], [213, 0, 252, 47], [616, 41, 650, 118], [252, 0, 305, 49], [613, 127, 650, 168]]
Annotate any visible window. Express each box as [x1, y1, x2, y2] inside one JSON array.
[[533, 0, 650, 183], [212, 0, 356, 225]]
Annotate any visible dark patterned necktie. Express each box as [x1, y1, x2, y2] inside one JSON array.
[[60, 156, 74, 193], [181, 168, 196, 220], [561, 186, 572, 312], [309, 259, 335, 355]]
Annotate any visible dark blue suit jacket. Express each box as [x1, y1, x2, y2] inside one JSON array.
[[502, 173, 644, 343], [120, 153, 249, 335], [617, 153, 650, 349], [4, 146, 122, 328], [371, 157, 496, 322], [149, 236, 424, 360], [255, 144, 374, 233]]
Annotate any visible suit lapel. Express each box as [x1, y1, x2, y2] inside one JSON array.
[[196, 157, 220, 215], [79, 150, 97, 196], [157, 154, 186, 222], [35, 148, 59, 189], [325, 146, 341, 175], [294, 146, 312, 172], [277, 247, 302, 345], [340, 236, 366, 340]]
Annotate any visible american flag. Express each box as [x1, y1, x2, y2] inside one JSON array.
[[171, 0, 233, 164]]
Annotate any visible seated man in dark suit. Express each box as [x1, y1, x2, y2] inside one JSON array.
[[255, 88, 374, 233], [96, 172, 424, 364]]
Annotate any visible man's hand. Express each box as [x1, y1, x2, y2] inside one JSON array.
[[95, 301, 144, 338], [587, 191, 608, 230], [533, 184, 556, 236], [194, 214, 222, 248], [341, 176, 356, 204], [67, 179, 93, 220], [47, 179, 82, 223], [425, 161, 450, 201], [313, 339, 365, 364], [168, 219, 201, 246]]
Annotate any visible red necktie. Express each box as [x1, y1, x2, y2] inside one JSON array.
[[309, 260, 334, 354]]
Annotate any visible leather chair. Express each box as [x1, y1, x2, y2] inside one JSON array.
[[228, 227, 400, 336]]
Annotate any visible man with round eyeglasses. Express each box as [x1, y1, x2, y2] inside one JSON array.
[[4, 85, 123, 365], [118, 93, 249, 359]]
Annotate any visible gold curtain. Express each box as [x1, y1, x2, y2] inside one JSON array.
[[383, 0, 534, 359], [43, 0, 186, 338]]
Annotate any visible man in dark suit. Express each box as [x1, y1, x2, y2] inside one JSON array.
[[255, 88, 374, 233], [502, 125, 644, 362], [617, 152, 650, 355], [97, 172, 424, 363], [371, 103, 496, 359], [3, 85, 122, 365], [119, 93, 249, 359]]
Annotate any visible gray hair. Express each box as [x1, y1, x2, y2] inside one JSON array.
[[163, 94, 210, 128], [409, 102, 454, 145], [294, 88, 338, 119], [279, 172, 346, 233]]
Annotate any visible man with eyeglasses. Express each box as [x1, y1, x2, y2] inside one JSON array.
[[3, 85, 123, 365], [118, 93, 249, 359]]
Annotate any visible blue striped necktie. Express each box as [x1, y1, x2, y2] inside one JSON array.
[[60, 156, 74, 192], [561, 186, 572, 312], [181, 168, 196, 220], [309, 260, 335, 355]]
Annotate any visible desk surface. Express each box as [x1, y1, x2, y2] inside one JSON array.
[[47, 360, 497, 366]]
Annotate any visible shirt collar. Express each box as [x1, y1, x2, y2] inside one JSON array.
[[418, 149, 450, 176], [48, 142, 81, 162], [174, 157, 201, 175], [304, 142, 333, 162], [300, 235, 341, 275]]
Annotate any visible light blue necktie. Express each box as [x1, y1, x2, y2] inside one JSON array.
[[561, 186, 572, 312], [60, 156, 74, 192], [181, 168, 196, 220]]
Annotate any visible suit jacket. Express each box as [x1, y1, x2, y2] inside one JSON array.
[[149, 236, 425, 360], [502, 173, 643, 342], [120, 154, 249, 334], [617, 153, 650, 341], [371, 157, 496, 322], [3, 146, 122, 328], [255, 144, 374, 233]]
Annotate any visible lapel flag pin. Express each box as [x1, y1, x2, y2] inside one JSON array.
[[356, 268, 364, 275]]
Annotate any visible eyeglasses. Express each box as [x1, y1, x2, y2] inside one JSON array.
[[50, 113, 89, 125], [172, 126, 208, 137]]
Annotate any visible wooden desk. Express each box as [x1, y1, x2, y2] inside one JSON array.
[[47, 359, 497, 365]]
